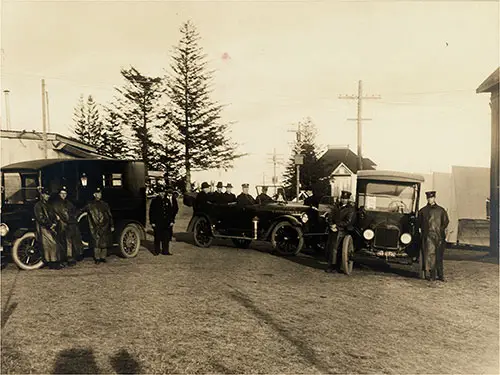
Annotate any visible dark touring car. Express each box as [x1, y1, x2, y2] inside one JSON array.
[[337, 170, 425, 276], [1, 159, 147, 270], [183, 185, 330, 255]]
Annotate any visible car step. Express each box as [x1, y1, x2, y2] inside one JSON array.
[[213, 235, 254, 240]]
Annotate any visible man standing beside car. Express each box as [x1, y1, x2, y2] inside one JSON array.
[[418, 191, 449, 282], [325, 190, 356, 273], [51, 186, 83, 267], [34, 188, 61, 269], [150, 185, 178, 255], [81, 187, 114, 264]]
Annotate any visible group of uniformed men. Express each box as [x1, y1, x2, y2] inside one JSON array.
[[34, 186, 114, 269], [323, 190, 449, 282]]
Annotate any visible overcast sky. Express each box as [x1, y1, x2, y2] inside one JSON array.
[[1, 0, 499, 190]]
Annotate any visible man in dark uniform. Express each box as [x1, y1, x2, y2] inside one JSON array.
[[237, 183, 256, 206], [34, 188, 61, 269], [81, 187, 114, 264], [418, 191, 449, 281], [224, 183, 237, 204], [51, 186, 83, 266], [211, 182, 225, 204], [325, 190, 356, 273], [149, 185, 179, 255], [194, 182, 211, 212], [255, 186, 274, 205]]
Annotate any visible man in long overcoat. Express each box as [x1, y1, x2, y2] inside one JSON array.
[[418, 191, 449, 281], [51, 186, 83, 266], [34, 188, 61, 269], [325, 190, 356, 273], [150, 185, 179, 255], [237, 183, 256, 206], [82, 187, 114, 264]]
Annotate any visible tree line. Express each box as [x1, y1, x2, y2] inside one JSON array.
[[72, 21, 242, 192]]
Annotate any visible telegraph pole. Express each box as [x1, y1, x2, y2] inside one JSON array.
[[45, 90, 51, 132], [3, 90, 11, 130], [266, 148, 284, 186], [339, 80, 381, 171], [41, 79, 48, 159], [288, 124, 303, 201]]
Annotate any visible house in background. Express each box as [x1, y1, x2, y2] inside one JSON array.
[[1, 129, 107, 167], [420, 166, 490, 247], [318, 145, 376, 198]]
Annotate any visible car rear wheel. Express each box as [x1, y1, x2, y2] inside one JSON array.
[[193, 217, 213, 248], [119, 224, 141, 258], [271, 221, 304, 256], [232, 239, 251, 249], [12, 232, 44, 270], [341, 234, 354, 275]]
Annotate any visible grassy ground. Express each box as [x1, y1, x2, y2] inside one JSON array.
[[1, 204, 499, 374]]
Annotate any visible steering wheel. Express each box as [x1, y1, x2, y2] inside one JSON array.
[[388, 200, 407, 213]]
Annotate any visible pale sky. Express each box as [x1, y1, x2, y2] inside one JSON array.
[[1, 0, 499, 190]]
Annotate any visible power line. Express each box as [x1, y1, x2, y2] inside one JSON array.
[[339, 80, 381, 171]]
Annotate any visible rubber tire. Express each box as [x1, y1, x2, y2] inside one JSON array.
[[119, 224, 141, 258], [418, 247, 426, 279], [341, 234, 354, 275], [271, 221, 304, 256], [232, 239, 252, 249], [193, 217, 213, 248], [12, 232, 44, 270]]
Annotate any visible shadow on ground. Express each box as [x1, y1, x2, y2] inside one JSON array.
[[52, 348, 100, 374], [109, 348, 142, 374]]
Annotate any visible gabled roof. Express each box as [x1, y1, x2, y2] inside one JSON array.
[[318, 147, 376, 175], [477, 67, 499, 93]]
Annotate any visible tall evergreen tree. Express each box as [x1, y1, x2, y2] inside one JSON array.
[[113, 66, 163, 171], [165, 20, 241, 191], [72, 95, 90, 143], [72, 94, 106, 155], [283, 118, 329, 199], [100, 107, 130, 159]]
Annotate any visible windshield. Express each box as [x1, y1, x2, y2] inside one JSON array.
[[358, 182, 418, 214], [1, 172, 39, 205]]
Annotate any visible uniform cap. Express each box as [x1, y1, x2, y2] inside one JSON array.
[[40, 187, 50, 195], [242, 183, 249, 188], [165, 185, 174, 193], [201, 182, 210, 189], [95, 187, 103, 193], [59, 186, 68, 193], [340, 190, 352, 199], [425, 191, 436, 198]]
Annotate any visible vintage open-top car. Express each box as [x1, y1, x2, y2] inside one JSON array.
[[1, 158, 147, 270], [337, 170, 425, 276], [184, 185, 330, 255]]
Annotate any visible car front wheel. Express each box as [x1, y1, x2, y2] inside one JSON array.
[[341, 234, 354, 275], [119, 224, 141, 258], [193, 217, 213, 248], [12, 232, 44, 270], [271, 221, 304, 256]]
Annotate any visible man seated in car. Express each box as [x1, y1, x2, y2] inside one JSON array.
[[237, 183, 256, 206], [256, 186, 274, 205]]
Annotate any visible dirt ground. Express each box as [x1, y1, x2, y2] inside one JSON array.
[[1, 205, 499, 374]]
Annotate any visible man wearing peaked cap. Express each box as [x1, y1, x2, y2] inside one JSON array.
[[149, 185, 178, 255], [237, 183, 256, 206], [81, 186, 114, 264], [418, 190, 449, 281], [224, 183, 237, 204], [325, 190, 356, 273]]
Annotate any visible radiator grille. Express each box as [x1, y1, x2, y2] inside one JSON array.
[[374, 227, 399, 249]]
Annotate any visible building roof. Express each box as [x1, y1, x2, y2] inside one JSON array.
[[318, 147, 376, 175], [357, 170, 425, 183], [477, 67, 500, 93]]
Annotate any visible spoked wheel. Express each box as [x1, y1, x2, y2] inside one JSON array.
[[119, 224, 141, 258], [271, 221, 304, 256], [341, 234, 355, 275], [12, 232, 44, 270], [231, 239, 252, 249], [193, 217, 213, 248]]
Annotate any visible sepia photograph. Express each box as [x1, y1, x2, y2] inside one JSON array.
[[0, 0, 499, 373]]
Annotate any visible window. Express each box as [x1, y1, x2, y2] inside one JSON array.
[[358, 182, 417, 214], [102, 173, 123, 188], [23, 175, 39, 202], [3, 173, 22, 204]]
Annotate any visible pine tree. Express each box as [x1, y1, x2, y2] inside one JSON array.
[[283, 118, 329, 199], [166, 20, 242, 191], [72, 95, 90, 143], [113, 66, 163, 172], [86, 95, 104, 152], [100, 107, 129, 159]]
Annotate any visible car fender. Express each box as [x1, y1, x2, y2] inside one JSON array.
[[187, 214, 214, 235], [264, 215, 302, 239]]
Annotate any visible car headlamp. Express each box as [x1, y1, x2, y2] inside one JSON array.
[[301, 213, 309, 223], [0, 223, 9, 237], [363, 229, 374, 240], [400, 233, 412, 245]]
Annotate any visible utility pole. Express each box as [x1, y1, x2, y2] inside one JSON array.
[[45, 90, 50, 132], [339, 80, 381, 171], [41, 79, 48, 159], [3, 90, 11, 130], [266, 148, 284, 186], [288, 123, 304, 201]]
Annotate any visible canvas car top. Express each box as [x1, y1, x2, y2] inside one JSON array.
[[1, 158, 142, 172], [357, 170, 425, 183]]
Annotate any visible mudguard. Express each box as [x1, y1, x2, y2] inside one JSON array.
[[187, 214, 214, 235], [263, 215, 303, 240]]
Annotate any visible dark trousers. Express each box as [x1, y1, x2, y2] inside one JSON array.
[[154, 226, 172, 254], [435, 243, 445, 279], [326, 230, 346, 269]]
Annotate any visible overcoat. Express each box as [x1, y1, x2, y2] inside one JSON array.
[[51, 197, 83, 257], [34, 200, 59, 262], [82, 200, 114, 248], [418, 203, 449, 272]]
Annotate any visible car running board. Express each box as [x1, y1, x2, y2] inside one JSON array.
[[213, 234, 254, 241]]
